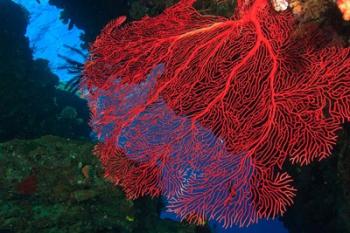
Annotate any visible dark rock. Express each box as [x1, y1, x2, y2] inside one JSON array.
[[48, 0, 236, 45], [282, 123, 350, 233], [0, 0, 90, 142]]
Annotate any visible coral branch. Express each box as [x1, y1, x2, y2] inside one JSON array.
[[83, 0, 350, 227]]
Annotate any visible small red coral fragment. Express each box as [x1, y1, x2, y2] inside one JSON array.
[[83, 0, 350, 228], [16, 175, 37, 195]]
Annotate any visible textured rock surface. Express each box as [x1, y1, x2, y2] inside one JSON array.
[[0, 135, 197, 233]]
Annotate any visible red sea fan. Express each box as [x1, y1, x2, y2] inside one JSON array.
[[82, 0, 350, 228]]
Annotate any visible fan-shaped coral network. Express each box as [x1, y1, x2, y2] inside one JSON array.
[[82, 0, 350, 228]]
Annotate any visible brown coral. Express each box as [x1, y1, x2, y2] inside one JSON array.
[[290, 0, 332, 22], [337, 0, 350, 20]]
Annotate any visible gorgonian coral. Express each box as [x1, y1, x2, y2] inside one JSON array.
[[83, 0, 350, 227]]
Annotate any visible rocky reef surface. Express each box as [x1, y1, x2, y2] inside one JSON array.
[[0, 136, 196, 233]]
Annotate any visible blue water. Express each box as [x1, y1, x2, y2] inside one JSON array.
[[211, 219, 288, 233], [161, 211, 288, 233], [12, 1, 289, 232], [12, 0, 87, 82]]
